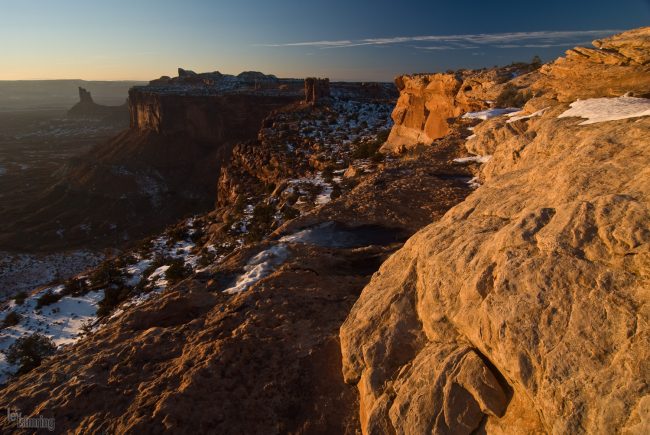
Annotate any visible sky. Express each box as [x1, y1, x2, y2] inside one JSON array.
[[0, 0, 648, 81]]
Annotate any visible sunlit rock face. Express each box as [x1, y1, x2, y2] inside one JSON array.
[[382, 68, 517, 152], [341, 27, 650, 435]]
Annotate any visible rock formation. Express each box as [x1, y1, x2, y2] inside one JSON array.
[[382, 68, 521, 152], [305, 77, 331, 103], [78, 86, 93, 104], [341, 27, 650, 434], [67, 87, 129, 124]]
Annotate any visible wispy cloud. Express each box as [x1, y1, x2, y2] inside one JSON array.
[[259, 29, 621, 50]]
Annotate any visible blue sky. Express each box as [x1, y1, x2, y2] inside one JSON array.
[[0, 0, 648, 81]]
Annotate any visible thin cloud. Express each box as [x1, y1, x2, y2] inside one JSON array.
[[260, 29, 621, 49], [262, 40, 353, 47], [494, 41, 593, 48]]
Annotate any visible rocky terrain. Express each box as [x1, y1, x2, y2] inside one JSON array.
[[342, 27, 650, 434], [0, 27, 648, 434]]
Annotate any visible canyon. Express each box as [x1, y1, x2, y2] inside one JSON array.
[[0, 27, 648, 434]]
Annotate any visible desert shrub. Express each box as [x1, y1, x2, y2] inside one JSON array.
[[495, 84, 532, 108], [168, 226, 188, 242], [233, 195, 247, 215], [281, 205, 300, 221], [137, 238, 154, 254], [531, 55, 542, 70], [341, 177, 359, 191], [197, 250, 216, 268], [246, 203, 276, 242], [322, 166, 335, 183], [371, 152, 385, 163], [63, 277, 88, 297], [330, 183, 342, 200], [80, 319, 95, 335], [302, 183, 323, 204], [165, 259, 191, 284], [121, 253, 139, 266], [36, 290, 63, 309], [13, 291, 28, 305], [89, 261, 124, 288], [2, 311, 21, 328], [351, 141, 380, 159], [351, 130, 389, 160], [96, 287, 131, 318], [4, 333, 56, 375]]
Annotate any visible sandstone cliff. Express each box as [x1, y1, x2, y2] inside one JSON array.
[[128, 91, 299, 142], [341, 27, 650, 434], [383, 67, 524, 152]]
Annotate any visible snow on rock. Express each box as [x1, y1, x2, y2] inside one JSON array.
[[148, 265, 170, 289], [0, 287, 103, 383], [558, 96, 650, 125], [467, 177, 482, 189], [453, 155, 492, 164], [124, 259, 152, 287], [462, 108, 520, 120], [287, 172, 335, 207], [223, 244, 290, 294], [506, 107, 548, 123]]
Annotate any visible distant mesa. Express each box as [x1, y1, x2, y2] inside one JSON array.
[[143, 68, 289, 94], [67, 87, 129, 124], [140, 68, 396, 104]]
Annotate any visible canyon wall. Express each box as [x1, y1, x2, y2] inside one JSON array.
[[2, 75, 304, 252], [128, 91, 300, 143], [341, 27, 650, 434]]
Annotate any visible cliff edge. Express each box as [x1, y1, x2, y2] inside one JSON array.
[[341, 27, 650, 434]]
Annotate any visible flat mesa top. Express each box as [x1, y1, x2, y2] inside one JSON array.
[[131, 69, 304, 97]]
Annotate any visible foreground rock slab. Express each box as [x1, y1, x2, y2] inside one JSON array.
[[341, 27, 650, 435]]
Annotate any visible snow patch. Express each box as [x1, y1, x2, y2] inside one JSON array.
[[454, 155, 492, 164], [506, 107, 548, 123], [223, 244, 290, 294], [468, 177, 482, 189], [558, 96, 650, 125], [0, 287, 103, 383], [462, 108, 520, 120]]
